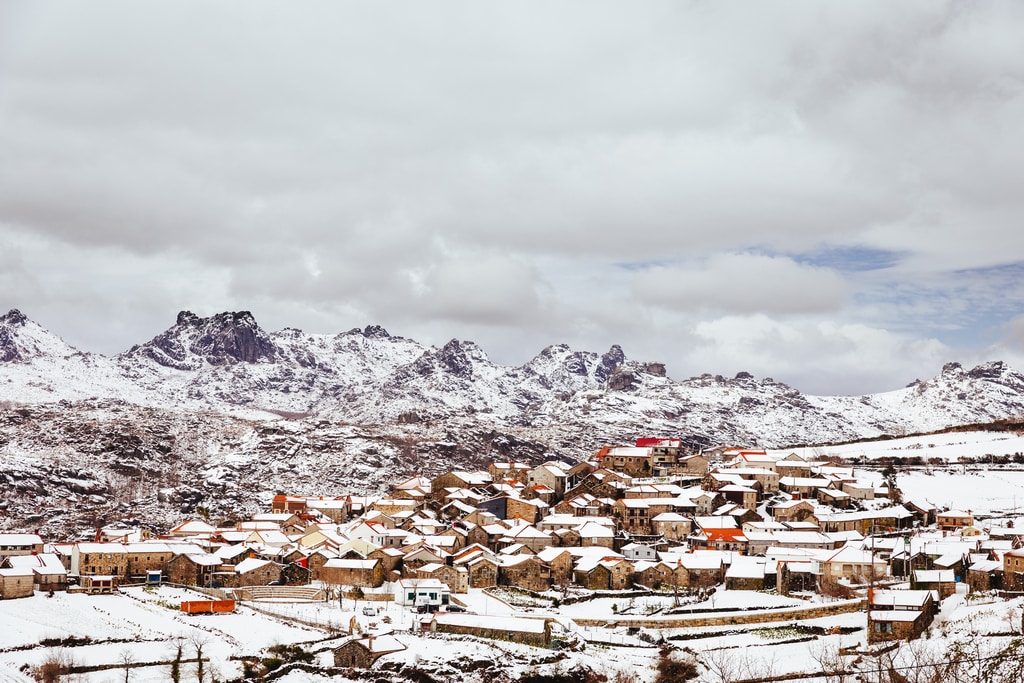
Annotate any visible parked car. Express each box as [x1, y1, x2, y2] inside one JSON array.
[[362, 606, 378, 616]]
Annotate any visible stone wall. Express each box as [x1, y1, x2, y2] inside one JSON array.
[[573, 598, 866, 629]]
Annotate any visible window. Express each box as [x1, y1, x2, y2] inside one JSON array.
[[874, 621, 892, 634]]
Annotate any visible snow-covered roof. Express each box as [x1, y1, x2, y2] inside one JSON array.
[[726, 556, 766, 579], [323, 558, 379, 570], [0, 533, 44, 546], [869, 610, 924, 622]]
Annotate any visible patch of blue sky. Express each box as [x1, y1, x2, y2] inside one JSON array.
[[613, 259, 676, 272], [796, 246, 906, 272], [853, 262, 1024, 347]]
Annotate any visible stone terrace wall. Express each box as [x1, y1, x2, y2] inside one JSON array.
[[573, 598, 865, 629]]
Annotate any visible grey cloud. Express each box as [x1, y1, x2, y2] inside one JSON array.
[[2, 1, 1023, 394], [631, 254, 847, 315]]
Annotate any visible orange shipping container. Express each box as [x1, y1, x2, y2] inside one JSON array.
[[180, 600, 236, 614]]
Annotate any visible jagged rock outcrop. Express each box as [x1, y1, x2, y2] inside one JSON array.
[[0, 309, 28, 362], [126, 310, 278, 370], [3, 309, 1024, 446]]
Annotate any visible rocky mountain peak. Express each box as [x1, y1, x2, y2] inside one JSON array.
[[942, 361, 963, 376], [967, 360, 1008, 380], [2, 309, 28, 326], [596, 344, 625, 382], [192, 311, 276, 365], [438, 339, 474, 378], [362, 324, 390, 339], [126, 310, 278, 370], [0, 309, 79, 363], [176, 310, 203, 327], [1, 309, 30, 361]]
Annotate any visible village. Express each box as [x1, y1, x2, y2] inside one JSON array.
[[3, 437, 1024, 681]]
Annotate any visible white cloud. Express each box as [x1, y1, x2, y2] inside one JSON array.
[[2, 1, 1023, 394]]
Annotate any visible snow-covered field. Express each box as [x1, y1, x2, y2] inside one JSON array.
[[0, 586, 324, 683], [772, 429, 1024, 462], [4, 583, 1024, 682]]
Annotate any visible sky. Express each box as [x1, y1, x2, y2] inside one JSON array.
[[2, 1, 1023, 396]]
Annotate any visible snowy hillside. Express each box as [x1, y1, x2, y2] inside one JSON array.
[[5, 307, 1024, 536], [4, 308, 1024, 447]]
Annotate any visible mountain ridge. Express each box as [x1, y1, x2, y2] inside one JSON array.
[[4, 308, 1024, 537], [3, 308, 1024, 447]]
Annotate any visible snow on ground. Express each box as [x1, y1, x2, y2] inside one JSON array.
[[0, 586, 323, 683], [4, 585, 1024, 682], [895, 468, 1024, 514], [772, 430, 1024, 462]]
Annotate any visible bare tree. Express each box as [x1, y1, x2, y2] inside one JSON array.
[[118, 649, 135, 683], [810, 639, 851, 683], [190, 634, 209, 683], [701, 647, 740, 683]]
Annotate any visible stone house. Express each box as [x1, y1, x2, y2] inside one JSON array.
[[489, 462, 532, 483], [506, 497, 549, 525], [417, 562, 468, 594], [0, 533, 44, 556], [615, 499, 651, 534], [633, 561, 675, 590], [231, 558, 283, 587], [499, 524, 554, 553], [967, 559, 1002, 592], [575, 521, 615, 549], [369, 547, 404, 576], [1003, 549, 1024, 591], [652, 513, 692, 541], [124, 543, 173, 581], [552, 528, 582, 547], [71, 543, 129, 577], [281, 562, 310, 586], [500, 555, 552, 592], [573, 557, 634, 590], [769, 500, 816, 524], [725, 556, 768, 591], [676, 553, 726, 589], [307, 549, 337, 581], [528, 463, 569, 497], [2, 553, 67, 591], [402, 546, 446, 573], [937, 510, 974, 532], [320, 558, 385, 588], [430, 471, 493, 502], [535, 547, 574, 587], [598, 446, 655, 477], [911, 568, 957, 600], [166, 553, 221, 586], [718, 484, 758, 511], [868, 589, 935, 643], [676, 454, 709, 476], [815, 546, 887, 586], [462, 555, 499, 588], [333, 635, 406, 668], [779, 477, 831, 499], [817, 487, 852, 509], [0, 566, 34, 599]]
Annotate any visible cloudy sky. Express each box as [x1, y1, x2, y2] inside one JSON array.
[[2, 1, 1023, 395]]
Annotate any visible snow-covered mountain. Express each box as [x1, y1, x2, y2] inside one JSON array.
[[4, 307, 1024, 536], [4, 308, 1024, 445]]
